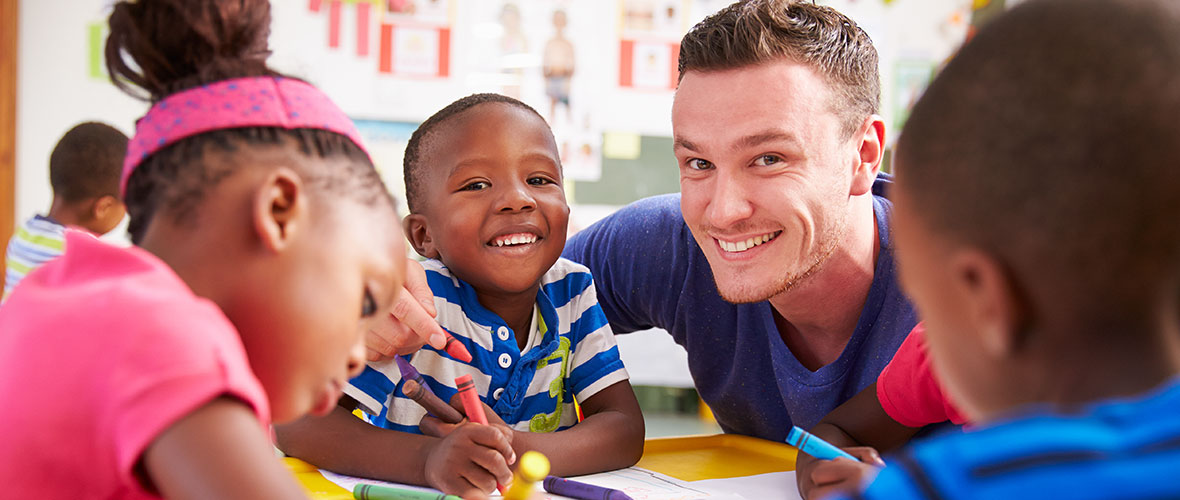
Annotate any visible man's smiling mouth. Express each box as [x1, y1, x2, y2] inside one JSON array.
[[715, 230, 782, 253]]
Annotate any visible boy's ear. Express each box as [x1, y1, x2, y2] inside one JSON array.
[[949, 248, 1029, 359], [253, 168, 305, 253], [403, 213, 439, 259], [850, 115, 885, 197], [91, 195, 118, 220]]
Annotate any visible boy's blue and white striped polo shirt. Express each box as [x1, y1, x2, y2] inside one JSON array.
[[344, 257, 629, 434], [3, 215, 67, 302]]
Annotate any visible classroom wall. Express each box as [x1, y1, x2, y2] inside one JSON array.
[[12, 0, 971, 241]]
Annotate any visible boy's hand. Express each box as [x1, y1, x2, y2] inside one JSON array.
[[423, 423, 516, 499], [366, 258, 448, 361], [796, 447, 884, 500], [419, 396, 510, 440]]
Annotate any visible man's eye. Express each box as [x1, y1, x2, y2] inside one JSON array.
[[686, 158, 713, 170], [361, 289, 376, 317], [753, 154, 783, 166]]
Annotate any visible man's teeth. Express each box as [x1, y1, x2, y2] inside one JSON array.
[[491, 233, 539, 247], [718, 232, 778, 253]]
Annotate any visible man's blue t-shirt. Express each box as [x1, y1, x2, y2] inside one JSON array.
[[841, 379, 1180, 500], [562, 175, 917, 439]]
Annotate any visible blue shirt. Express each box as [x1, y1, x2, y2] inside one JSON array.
[[562, 176, 917, 438], [843, 379, 1180, 500], [345, 258, 629, 434]]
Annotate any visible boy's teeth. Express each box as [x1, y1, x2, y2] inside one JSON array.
[[718, 231, 779, 253], [492, 233, 538, 247]]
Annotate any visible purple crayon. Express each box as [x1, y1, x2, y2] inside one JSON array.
[[543, 476, 634, 500], [396, 356, 427, 387]]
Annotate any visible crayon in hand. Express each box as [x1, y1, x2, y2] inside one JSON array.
[[353, 483, 461, 500], [454, 374, 488, 425], [440, 332, 472, 363], [503, 451, 550, 500], [454, 374, 504, 493], [544, 475, 634, 500], [786, 425, 857, 461]]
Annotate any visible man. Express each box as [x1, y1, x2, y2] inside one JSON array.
[[562, 0, 916, 439]]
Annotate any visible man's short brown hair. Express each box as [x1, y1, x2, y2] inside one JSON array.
[[678, 0, 880, 136]]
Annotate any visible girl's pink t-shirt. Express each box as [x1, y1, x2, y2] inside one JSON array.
[[876, 322, 969, 427], [0, 231, 270, 498]]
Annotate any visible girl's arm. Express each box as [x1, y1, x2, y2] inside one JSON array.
[[794, 382, 917, 500], [510, 380, 645, 476], [143, 396, 307, 500]]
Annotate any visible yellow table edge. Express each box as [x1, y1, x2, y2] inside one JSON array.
[[289, 434, 798, 498]]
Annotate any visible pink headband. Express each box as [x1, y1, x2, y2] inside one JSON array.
[[122, 76, 367, 196]]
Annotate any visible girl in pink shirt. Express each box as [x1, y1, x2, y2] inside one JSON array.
[[0, 0, 412, 498]]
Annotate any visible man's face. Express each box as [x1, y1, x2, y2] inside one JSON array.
[[672, 61, 864, 303]]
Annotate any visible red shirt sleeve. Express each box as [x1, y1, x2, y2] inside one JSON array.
[[876, 323, 968, 427]]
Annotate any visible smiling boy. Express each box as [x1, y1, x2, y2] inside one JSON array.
[[277, 94, 643, 500]]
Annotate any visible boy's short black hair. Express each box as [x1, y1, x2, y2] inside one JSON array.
[[49, 122, 129, 202], [896, 0, 1180, 325], [403, 93, 547, 214]]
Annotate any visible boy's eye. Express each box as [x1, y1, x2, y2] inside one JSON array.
[[752, 154, 782, 166], [361, 289, 376, 317], [686, 158, 713, 171], [527, 176, 554, 186], [459, 181, 490, 191]]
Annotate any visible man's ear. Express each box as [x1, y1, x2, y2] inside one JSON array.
[[850, 115, 885, 197], [949, 248, 1029, 358], [403, 213, 439, 259], [253, 168, 305, 253]]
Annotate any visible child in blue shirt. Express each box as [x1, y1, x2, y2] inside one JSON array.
[[820, 0, 1180, 498], [277, 94, 643, 499]]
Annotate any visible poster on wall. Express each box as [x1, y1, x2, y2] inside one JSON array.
[[461, 1, 607, 182], [618, 0, 688, 90], [380, 0, 454, 77]]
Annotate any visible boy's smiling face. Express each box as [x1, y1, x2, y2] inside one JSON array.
[[405, 102, 568, 298]]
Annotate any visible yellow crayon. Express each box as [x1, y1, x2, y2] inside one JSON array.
[[503, 451, 550, 500]]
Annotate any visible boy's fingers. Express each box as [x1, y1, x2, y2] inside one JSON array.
[[466, 443, 514, 487], [403, 258, 438, 317], [449, 477, 489, 500], [468, 424, 516, 466]]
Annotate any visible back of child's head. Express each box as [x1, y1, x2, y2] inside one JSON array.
[[49, 122, 128, 203], [402, 93, 550, 214], [106, 0, 392, 244], [895, 0, 1180, 333]]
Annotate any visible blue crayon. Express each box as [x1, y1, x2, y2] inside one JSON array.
[[786, 425, 857, 461], [543, 476, 634, 500]]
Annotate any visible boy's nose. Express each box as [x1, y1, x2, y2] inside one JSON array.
[[498, 184, 536, 212]]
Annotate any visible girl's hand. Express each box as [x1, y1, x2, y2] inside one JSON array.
[[796, 446, 885, 500]]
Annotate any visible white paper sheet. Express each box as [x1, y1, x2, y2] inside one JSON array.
[[322, 466, 750, 500]]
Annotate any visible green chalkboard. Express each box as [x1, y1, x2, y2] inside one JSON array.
[[571, 135, 680, 206]]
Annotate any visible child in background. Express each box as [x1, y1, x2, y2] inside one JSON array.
[[828, 0, 1180, 498], [0, 0, 418, 497], [2, 121, 127, 302], [277, 94, 644, 499], [796, 322, 966, 499]]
